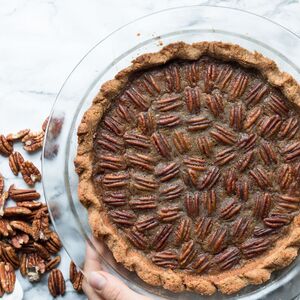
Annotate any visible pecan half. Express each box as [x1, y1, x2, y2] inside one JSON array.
[[206, 94, 224, 117], [132, 175, 158, 192], [229, 104, 243, 130], [0, 262, 15, 293], [0, 220, 13, 237], [48, 269, 66, 297], [10, 220, 33, 236], [124, 132, 151, 149], [207, 227, 227, 254], [33, 242, 50, 260], [264, 214, 290, 228], [152, 250, 178, 269], [6, 129, 30, 142], [26, 253, 46, 282], [43, 232, 62, 254], [195, 217, 212, 241], [267, 94, 289, 116], [102, 173, 129, 189], [164, 65, 181, 92], [245, 82, 268, 107], [0, 135, 13, 156], [109, 210, 136, 227], [185, 193, 200, 217], [129, 196, 157, 210], [20, 161, 42, 186], [135, 216, 159, 232], [214, 247, 240, 270], [229, 73, 248, 99], [191, 254, 210, 273], [276, 194, 300, 212], [137, 111, 156, 134], [8, 152, 24, 175], [179, 240, 197, 267], [197, 167, 220, 190], [45, 256, 61, 272], [152, 224, 173, 251], [183, 156, 207, 171], [22, 131, 44, 152], [160, 183, 183, 201], [158, 206, 181, 222], [231, 217, 250, 242], [32, 210, 51, 241], [0, 192, 8, 216], [151, 132, 171, 158], [125, 87, 149, 110], [282, 141, 300, 163], [249, 167, 272, 189], [157, 114, 181, 128], [9, 184, 40, 201], [98, 154, 126, 171], [97, 132, 124, 153], [197, 136, 213, 157], [210, 125, 237, 145], [186, 116, 211, 131], [236, 180, 249, 201], [237, 151, 254, 172], [0, 246, 19, 269], [278, 117, 299, 139], [220, 199, 242, 220], [258, 142, 277, 165], [126, 153, 156, 172], [185, 62, 200, 86], [259, 115, 282, 138], [243, 106, 262, 130], [185, 87, 201, 113], [202, 190, 217, 215], [175, 218, 191, 244], [10, 233, 29, 249], [241, 238, 270, 258], [141, 74, 160, 94], [215, 65, 233, 90], [278, 165, 294, 191], [253, 193, 271, 219], [126, 229, 148, 250], [173, 131, 190, 153], [103, 191, 127, 207], [103, 116, 124, 137], [115, 103, 134, 123], [223, 170, 237, 195], [156, 95, 182, 112], [204, 63, 217, 93], [155, 162, 180, 183], [4, 207, 32, 217]]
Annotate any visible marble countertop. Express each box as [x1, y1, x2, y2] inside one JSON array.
[[1, 0, 300, 299]]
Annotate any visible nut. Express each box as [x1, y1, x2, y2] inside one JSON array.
[[6, 129, 30, 142], [69, 261, 83, 292], [22, 131, 44, 152], [32, 210, 50, 241], [0, 135, 13, 156], [48, 269, 65, 297], [26, 253, 46, 282], [10, 220, 33, 237], [8, 152, 24, 175], [45, 256, 61, 272], [0, 192, 8, 216], [0, 262, 15, 293], [20, 161, 42, 186], [10, 233, 29, 249], [43, 232, 61, 254], [9, 184, 40, 201], [0, 173, 4, 195], [4, 207, 32, 217]]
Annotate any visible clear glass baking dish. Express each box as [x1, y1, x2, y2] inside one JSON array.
[[42, 5, 300, 299]]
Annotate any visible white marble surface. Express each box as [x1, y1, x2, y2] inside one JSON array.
[[1, 0, 300, 299]]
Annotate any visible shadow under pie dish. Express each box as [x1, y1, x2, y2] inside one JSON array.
[[74, 41, 300, 295]]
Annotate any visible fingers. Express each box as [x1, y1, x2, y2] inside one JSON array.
[[86, 271, 150, 300], [84, 242, 103, 273]]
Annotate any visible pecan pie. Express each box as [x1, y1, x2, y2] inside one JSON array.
[[75, 42, 300, 295]]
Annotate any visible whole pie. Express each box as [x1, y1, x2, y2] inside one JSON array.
[[75, 41, 300, 295]]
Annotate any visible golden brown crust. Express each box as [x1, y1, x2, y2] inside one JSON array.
[[75, 41, 300, 295]]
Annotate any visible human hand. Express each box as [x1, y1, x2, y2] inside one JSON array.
[[82, 242, 152, 300]]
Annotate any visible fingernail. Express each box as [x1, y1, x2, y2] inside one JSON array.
[[87, 272, 107, 290]]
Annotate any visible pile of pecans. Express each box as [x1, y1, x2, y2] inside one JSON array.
[[0, 118, 83, 297]]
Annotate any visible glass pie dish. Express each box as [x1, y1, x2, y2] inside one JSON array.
[[42, 5, 300, 299]]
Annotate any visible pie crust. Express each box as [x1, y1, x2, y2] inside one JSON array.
[[75, 41, 300, 295]]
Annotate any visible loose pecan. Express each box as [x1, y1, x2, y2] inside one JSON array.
[[152, 250, 178, 269], [0, 173, 3, 194], [259, 115, 282, 138], [206, 94, 224, 117], [197, 136, 213, 157], [229, 73, 248, 99], [102, 173, 129, 189], [185, 87, 201, 113], [20, 254, 27, 277], [215, 65, 233, 90], [243, 106, 262, 130], [276, 194, 300, 212], [258, 142, 277, 165], [0, 220, 13, 237], [195, 217, 213, 241], [160, 183, 183, 201], [4, 207, 32, 217], [197, 167, 220, 190], [98, 154, 126, 171], [186, 116, 211, 131], [129, 196, 157, 210], [202, 190, 217, 215], [48, 269, 66, 297], [10, 233, 29, 249], [124, 132, 151, 149], [185, 193, 200, 217], [152, 224, 173, 251], [278, 117, 299, 139], [43, 232, 62, 255], [9, 184, 40, 201], [8, 152, 24, 175], [223, 170, 237, 195], [135, 216, 159, 232], [175, 218, 191, 244], [264, 214, 290, 228], [185, 62, 200, 86], [22, 131, 44, 152], [245, 82, 268, 107], [125, 87, 149, 110], [241, 238, 270, 258], [267, 94, 289, 116], [26, 253, 46, 282], [210, 125, 237, 145], [158, 206, 181, 222], [215, 247, 240, 270], [151, 132, 171, 158], [215, 148, 236, 166], [155, 162, 180, 183], [164, 65, 181, 92], [126, 153, 156, 172], [103, 191, 127, 207], [232, 217, 250, 241], [72, 270, 83, 293], [191, 253, 210, 273], [97, 131, 124, 153], [173, 130, 190, 153], [137, 111, 156, 134], [229, 104, 243, 130], [6, 129, 30, 142], [132, 175, 158, 192], [220, 199, 242, 220], [43, 116, 63, 138], [0, 135, 13, 156], [179, 240, 197, 267], [0, 262, 15, 293], [126, 229, 148, 250], [253, 193, 271, 219], [249, 167, 272, 189], [0, 246, 19, 269], [282, 141, 300, 163], [0, 192, 8, 216], [109, 210, 136, 227], [10, 220, 33, 236], [33, 242, 50, 260], [207, 227, 227, 254], [46, 256, 61, 272], [20, 161, 42, 186], [204, 63, 217, 93], [156, 95, 182, 112], [236, 180, 249, 201], [69, 261, 77, 283], [183, 156, 207, 171], [32, 210, 51, 241]]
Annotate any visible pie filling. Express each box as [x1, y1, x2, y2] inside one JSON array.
[[92, 56, 300, 275]]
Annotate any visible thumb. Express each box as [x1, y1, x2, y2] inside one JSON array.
[[86, 271, 148, 300]]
